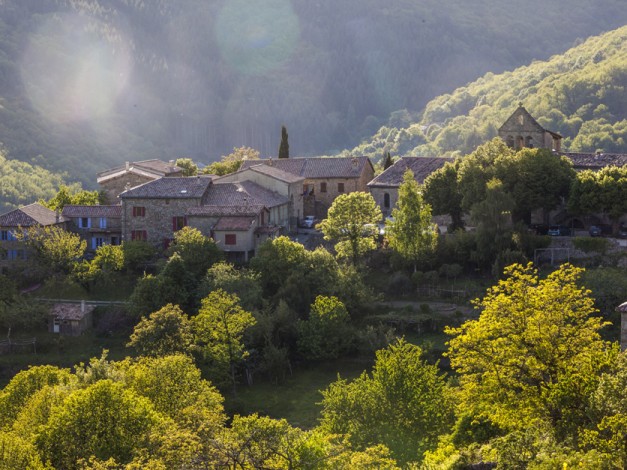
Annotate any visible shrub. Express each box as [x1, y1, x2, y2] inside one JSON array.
[[573, 236, 611, 254]]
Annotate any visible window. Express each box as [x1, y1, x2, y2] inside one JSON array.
[[384, 193, 390, 209], [99, 218, 107, 229], [91, 237, 104, 249], [0, 230, 13, 241], [131, 230, 147, 241], [111, 237, 119, 246], [79, 217, 90, 229], [132, 206, 146, 217], [320, 182, 327, 193], [225, 234, 236, 245], [172, 216, 186, 231], [337, 182, 345, 193]]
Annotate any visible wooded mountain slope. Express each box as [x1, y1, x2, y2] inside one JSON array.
[[1, 0, 627, 187], [350, 25, 627, 161]]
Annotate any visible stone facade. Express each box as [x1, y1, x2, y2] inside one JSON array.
[[97, 160, 183, 204], [62, 205, 123, 251], [498, 105, 562, 151]]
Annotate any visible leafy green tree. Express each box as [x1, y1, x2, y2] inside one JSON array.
[[73, 244, 125, 289], [193, 289, 256, 390], [199, 261, 262, 311], [569, 166, 627, 233], [166, 226, 222, 280], [0, 431, 49, 470], [37, 380, 166, 469], [127, 304, 194, 357], [0, 275, 47, 333], [423, 160, 464, 230], [174, 158, 198, 176], [297, 295, 353, 360], [446, 263, 617, 442], [122, 241, 158, 273], [385, 169, 438, 272], [495, 148, 575, 223], [203, 147, 260, 176], [250, 236, 308, 297], [40, 184, 103, 212], [470, 178, 516, 273], [15, 225, 86, 278], [317, 192, 382, 265], [278, 125, 289, 159], [320, 339, 453, 465]]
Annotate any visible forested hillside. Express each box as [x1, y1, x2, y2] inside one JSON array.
[[351, 25, 627, 161], [1, 0, 627, 189]]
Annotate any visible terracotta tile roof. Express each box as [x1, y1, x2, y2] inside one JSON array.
[[240, 156, 373, 179], [560, 152, 627, 169], [187, 205, 265, 217], [213, 216, 256, 231], [62, 205, 122, 218], [255, 225, 281, 235], [119, 176, 212, 199], [368, 157, 454, 188], [205, 181, 288, 208], [0, 203, 65, 227], [97, 159, 182, 183], [50, 302, 96, 321]]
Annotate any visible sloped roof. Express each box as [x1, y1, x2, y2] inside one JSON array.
[[238, 163, 304, 183], [205, 181, 288, 208], [187, 205, 265, 217], [119, 176, 212, 199], [560, 152, 627, 169], [240, 156, 373, 179], [0, 203, 65, 227], [50, 302, 96, 321], [213, 216, 256, 231], [62, 205, 122, 218], [499, 105, 562, 138], [97, 159, 182, 183], [368, 157, 454, 188]]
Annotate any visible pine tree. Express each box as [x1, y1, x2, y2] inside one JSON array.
[[278, 126, 289, 159]]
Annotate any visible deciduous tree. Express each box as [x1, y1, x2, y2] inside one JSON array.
[[385, 169, 438, 272], [317, 192, 382, 265], [127, 304, 194, 357]]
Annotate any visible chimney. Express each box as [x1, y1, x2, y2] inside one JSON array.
[[81, 300, 85, 314], [351, 157, 358, 168], [268, 157, 273, 166], [125, 161, 130, 170]]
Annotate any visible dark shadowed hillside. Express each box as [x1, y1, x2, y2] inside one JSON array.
[[1, 0, 627, 188]]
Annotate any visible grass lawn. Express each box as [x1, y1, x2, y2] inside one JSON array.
[[224, 356, 372, 429]]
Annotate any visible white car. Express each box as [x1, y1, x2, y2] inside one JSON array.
[[303, 216, 316, 228]]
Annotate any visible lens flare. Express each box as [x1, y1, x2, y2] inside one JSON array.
[[215, 0, 300, 75], [20, 13, 132, 125]]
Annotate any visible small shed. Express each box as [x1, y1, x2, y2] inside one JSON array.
[[49, 301, 95, 336], [618, 301, 627, 352]]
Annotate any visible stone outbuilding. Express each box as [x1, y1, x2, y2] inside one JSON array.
[[49, 301, 95, 336]]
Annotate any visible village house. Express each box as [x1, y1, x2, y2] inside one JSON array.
[[49, 301, 95, 336], [97, 159, 183, 204], [0, 203, 67, 273], [62, 205, 122, 251], [368, 157, 454, 217], [240, 156, 374, 219]]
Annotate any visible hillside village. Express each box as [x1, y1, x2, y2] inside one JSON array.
[[2, 105, 626, 268], [1, 106, 627, 469]]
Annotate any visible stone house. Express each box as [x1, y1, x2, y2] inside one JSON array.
[[97, 159, 183, 204], [0, 203, 67, 273], [119, 176, 213, 248], [62, 205, 122, 251], [240, 156, 375, 218], [215, 164, 304, 230], [49, 301, 95, 336], [499, 104, 562, 151], [368, 157, 454, 217]]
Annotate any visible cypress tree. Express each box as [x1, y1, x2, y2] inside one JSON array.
[[278, 126, 289, 159], [383, 151, 393, 170]]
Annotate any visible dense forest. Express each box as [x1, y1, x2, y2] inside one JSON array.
[[351, 25, 627, 161], [1, 0, 627, 191]]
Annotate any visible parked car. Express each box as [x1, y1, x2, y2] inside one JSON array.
[[303, 216, 316, 228], [588, 225, 602, 237], [548, 225, 571, 236], [619, 225, 627, 239]]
